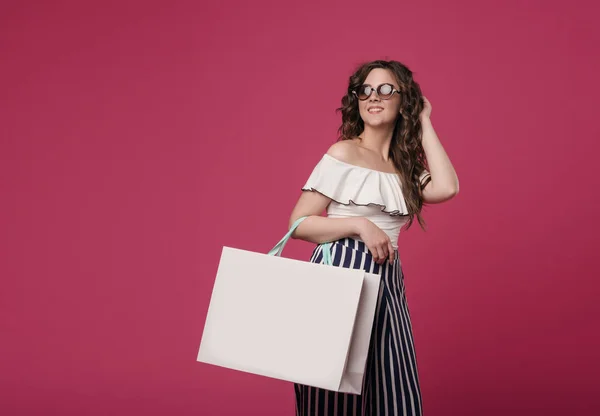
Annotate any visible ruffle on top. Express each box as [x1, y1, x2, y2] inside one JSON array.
[[302, 154, 430, 216]]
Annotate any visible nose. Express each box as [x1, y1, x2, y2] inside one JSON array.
[[368, 89, 381, 102]]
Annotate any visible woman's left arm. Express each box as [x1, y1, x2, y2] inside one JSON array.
[[419, 97, 460, 204]]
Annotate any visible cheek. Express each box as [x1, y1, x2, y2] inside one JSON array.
[[358, 104, 369, 118]]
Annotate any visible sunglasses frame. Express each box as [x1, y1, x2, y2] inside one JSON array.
[[352, 83, 400, 101]]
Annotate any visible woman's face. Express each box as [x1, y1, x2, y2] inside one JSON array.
[[357, 68, 402, 128]]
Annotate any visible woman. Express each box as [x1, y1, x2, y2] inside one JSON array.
[[289, 60, 459, 416]]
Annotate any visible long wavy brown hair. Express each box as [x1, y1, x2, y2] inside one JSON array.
[[336, 60, 431, 231]]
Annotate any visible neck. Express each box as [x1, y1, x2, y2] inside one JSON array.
[[358, 124, 395, 161]]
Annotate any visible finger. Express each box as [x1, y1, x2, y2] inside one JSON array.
[[376, 245, 386, 265], [382, 245, 390, 264], [388, 241, 395, 265], [368, 246, 379, 263], [380, 243, 388, 258]]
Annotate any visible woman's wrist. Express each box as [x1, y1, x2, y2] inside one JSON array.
[[420, 115, 432, 127], [351, 217, 367, 238]]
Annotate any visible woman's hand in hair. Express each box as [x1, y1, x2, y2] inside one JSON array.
[[420, 96, 432, 120]]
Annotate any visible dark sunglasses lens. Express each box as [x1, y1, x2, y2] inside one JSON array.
[[379, 84, 394, 97], [358, 85, 372, 100]]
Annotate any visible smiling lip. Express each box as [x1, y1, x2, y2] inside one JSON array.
[[368, 106, 384, 113]]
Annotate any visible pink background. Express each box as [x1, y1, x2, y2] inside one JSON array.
[[1, 0, 599, 415]]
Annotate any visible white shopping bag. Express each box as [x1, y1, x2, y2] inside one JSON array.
[[197, 217, 381, 394]]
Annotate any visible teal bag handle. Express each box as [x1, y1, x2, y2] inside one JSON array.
[[321, 241, 332, 265], [267, 216, 332, 266]]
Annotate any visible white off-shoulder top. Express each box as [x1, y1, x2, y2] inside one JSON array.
[[302, 154, 430, 249]]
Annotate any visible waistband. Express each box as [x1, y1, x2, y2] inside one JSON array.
[[330, 237, 399, 254]]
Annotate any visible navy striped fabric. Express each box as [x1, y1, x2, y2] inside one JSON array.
[[294, 238, 423, 416]]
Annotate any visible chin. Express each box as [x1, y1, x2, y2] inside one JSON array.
[[364, 117, 394, 128]]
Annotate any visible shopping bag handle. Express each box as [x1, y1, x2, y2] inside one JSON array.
[[267, 216, 332, 265]]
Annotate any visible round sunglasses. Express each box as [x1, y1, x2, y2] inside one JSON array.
[[352, 83, 400, 101]]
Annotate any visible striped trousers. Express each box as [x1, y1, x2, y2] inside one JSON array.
[[294, 238, 423, 416]]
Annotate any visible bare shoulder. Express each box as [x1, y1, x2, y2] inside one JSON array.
[[325, 139, 360, 164]]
